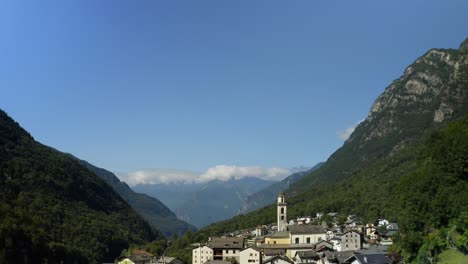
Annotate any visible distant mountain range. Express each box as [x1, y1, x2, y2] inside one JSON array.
[[238, 163, 323, 214], [133, 177, 276, 228], [77, 159, 197, 237]]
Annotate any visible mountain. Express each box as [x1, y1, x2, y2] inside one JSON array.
[[289, 39, 468, 195], [0, 109, 163, 263], [172, 39, 468, 262], [77, 159, 197, 237], [238, 163, 324, 214], [134, 177, 276, 229]]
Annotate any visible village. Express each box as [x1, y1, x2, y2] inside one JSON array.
[[119, 192, 398, 264]]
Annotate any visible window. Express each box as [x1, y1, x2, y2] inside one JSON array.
[[281, 208, 284, 214], [306, 238, 310, 243], [346, 245, 348, 248], [295, 238, 299, 244], [281, 216, 284, 220], [274, 241, 276, 244], [250, 253, 253, 256]]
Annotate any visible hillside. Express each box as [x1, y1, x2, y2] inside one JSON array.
[[134, 177, 276, 229], [238, 163, 323, 214], [168, 39, 468, 262], [78, 160, 197, 237], [0, 109, 163, 263], [289, 38, 468, 195]]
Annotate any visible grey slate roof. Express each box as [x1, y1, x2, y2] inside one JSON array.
[[287, 225, 326, 235], [209, 237, 244, 249], [296, 251, 318, 258], [345, 253, 390, 264], [268, 231, 290, 238], [205, 260, 232, 264], [263, 255, 294, 264]]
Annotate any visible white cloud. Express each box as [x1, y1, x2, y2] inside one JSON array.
[[117, 169, 199, 186], [198, 165, 292, 182], [118, 165, 296, 186], [337, 119, 364, 140]]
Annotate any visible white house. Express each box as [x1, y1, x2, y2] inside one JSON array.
[[378, 219, 389, 227], [193, 246, 214, 264], [240, 248, 261, 264]]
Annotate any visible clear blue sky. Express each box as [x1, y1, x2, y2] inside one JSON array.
[[1, 1, 467, 176]]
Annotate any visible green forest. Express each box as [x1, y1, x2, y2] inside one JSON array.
[[0, 109, 163, 263]]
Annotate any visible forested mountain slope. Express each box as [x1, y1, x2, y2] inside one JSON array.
[[78, 160, 197, 237], [0, 109, 162, 263], [238, 163, 323, 214]]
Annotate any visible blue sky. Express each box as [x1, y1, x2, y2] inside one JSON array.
[[1, 1, 467, 183]]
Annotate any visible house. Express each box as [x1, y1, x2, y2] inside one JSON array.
[[344, 219, 357, 230], [209, 237, 245, 262], [378, 231, 394, 246], [313, 240, 334, 252], [126, 254, 152, 264], [344, 253, 390, 264], [320, 251, 355, 264], [329, 237, 341, 251], [262, 255, 294, 264], [265, 231, 291, 246], [294, 250, 319, 264], [117, 257, 135, 264], [288, 225, 326, 257], [288, 225, 326, 245], [240, 247, 262, 264], [205, 260, 232, 264], [377, 219, 389, 227], [157, 257, 183, 264], [193, 246, 214, 264], [263, 249, 286, 257], [316, 213, 324, 220], [296, 216, 312, 225], [340, 230, 362, 251], [256, 226, 268, 237]]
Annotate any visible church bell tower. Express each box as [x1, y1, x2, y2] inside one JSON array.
[[277, 192, 287, 232]]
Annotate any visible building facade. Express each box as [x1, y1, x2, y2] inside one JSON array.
[[239, 247, 261, 264], [193, 246, 214, 264], [340, 230, 362, 251]]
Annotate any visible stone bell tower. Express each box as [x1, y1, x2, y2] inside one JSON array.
[[277, 192, 287, 232]]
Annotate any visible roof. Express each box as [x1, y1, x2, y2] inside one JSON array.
[[133, 249, 154, 257], [263, 255, 294, 264], [323, 251, 355, 264], [343, 230, 361, 235], [263, 249, 286, 256], [268, 231, 290, 238], [278, 192, 285, 197], [345, 253, 390, 264], [296, 250, 318, 258], [129, 254, 152, 262], [288, 225, 326, 235], [204, 260, 231, 264], [209, 237, 244, 249]]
